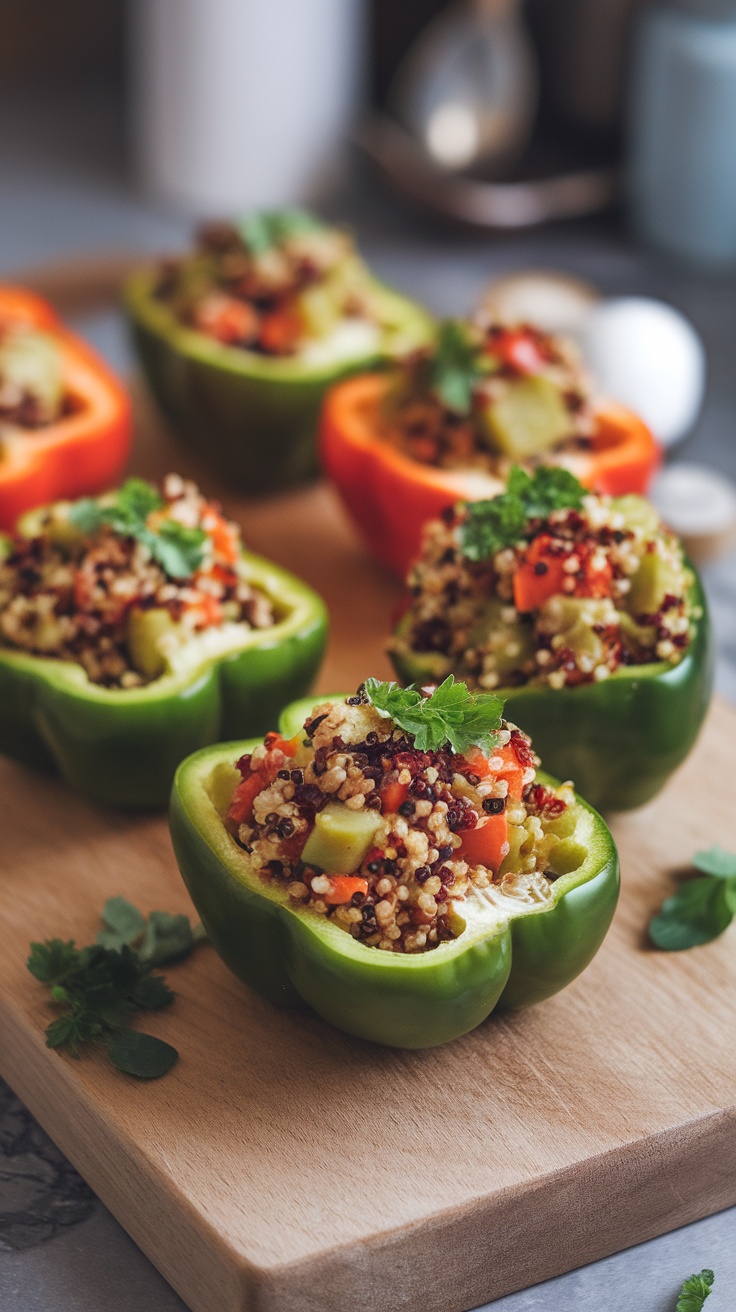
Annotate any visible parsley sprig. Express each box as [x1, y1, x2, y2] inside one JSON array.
[[68, 478, 208, 580], [460, 465, 586, 561], [649, 847, 736, 951], [28, 898, 206, 1079], [676, 1269, 714, 1312], [430, 320, 487, 414], [364, 675, 504, 755], [237, 208, 324, 257]]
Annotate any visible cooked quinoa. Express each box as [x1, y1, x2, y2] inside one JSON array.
[[379, 318, 594, 475], [390, 488, 696, 691], [154, 212, 388, 358], [0, 474, 274, 688], [225, 685, 586, 955]]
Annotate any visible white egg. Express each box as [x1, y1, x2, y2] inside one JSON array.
[[580, 298, 706, 446]]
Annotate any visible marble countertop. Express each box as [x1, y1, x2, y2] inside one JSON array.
[[1, 87, 735, 1312]]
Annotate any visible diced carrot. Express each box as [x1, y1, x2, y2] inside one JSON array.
[[379, 780, 409, 813], [322, 876, 369, 905], [259, 306, 303, 355], [458, 813, 509, 872], [203, 507, 239, 565], [263, 732, 299, 758], [227, 771, 265, 824], [513, 534, 568, 612], [195, 294, 258, 345]]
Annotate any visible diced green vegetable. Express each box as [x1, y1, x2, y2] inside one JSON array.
[[612, 494, 661, 537], [301, 800, 382, 874], [467, 598, 535, 680], [628, 550, 682, 618], [478, 376, 573, 458], [126, 607, 178, 680]]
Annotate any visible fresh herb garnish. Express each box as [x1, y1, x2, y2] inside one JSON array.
[[68, 478, 207, 579], [676, 1269, 714, 1312], [649, 847, 736, 950], [364, 675, 504, 755], [430, 320, 486, 414], [27, 899, 207, 1079], [460, 465, 586, 561], [97, 896, 207, 966], [237, 208, 324, 257]]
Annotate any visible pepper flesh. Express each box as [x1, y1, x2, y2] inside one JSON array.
[[0, 553, 327, 808], [126, 268, 433, 494], [320, 373, 661, 577], [391, 572, 713, 814], [0, 286, 131, 529], [168, 696, 619, 1049]]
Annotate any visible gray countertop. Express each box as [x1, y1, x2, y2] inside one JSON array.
[[1, 87, 735, 1311]]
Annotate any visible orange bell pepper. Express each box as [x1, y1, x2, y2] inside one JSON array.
[[0, 286, 131, 530], [321, 876, 369, 905], [513, 534, 568, 612], [379, 779, 410, 813], [319, 373, 660, 578]]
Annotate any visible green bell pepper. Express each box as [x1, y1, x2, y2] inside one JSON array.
[[125, 268, 433, 494], [390, 573, 713, 814], [168, 694, 619, 1049], [0, 554, 327, 809]]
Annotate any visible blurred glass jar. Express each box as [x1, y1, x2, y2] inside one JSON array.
[[628, 0, 736, 266], [131, 0, 364, 214]]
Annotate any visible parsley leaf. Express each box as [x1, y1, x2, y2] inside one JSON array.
[[676, 1269, 714, 1312], [649, 847, 736, 951], [430, 320, 485, 414], [97, 896, 207, 966], [28, 898, 207, 1079], [460, 465, 586, 561], [68, 479, 208, 580], [364, 675, 504, 755], [237, 208, 324, 257]]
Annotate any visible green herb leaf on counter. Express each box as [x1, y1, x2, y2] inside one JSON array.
[[97, 896, 207, 966], [676, 1268, 714, 1312], [430, 321, 485, 414], [461, 465, 586, 561], [365, 675, 504, 755], [107, 1028, 179, 1080], [649, 846, 736, 950], [237, 208, 324, 257], [27, 940, 175, 1076], [68, 479, 207, 580]]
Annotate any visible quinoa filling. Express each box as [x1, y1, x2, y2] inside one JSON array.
[[0, 474, 274, 688], [379, 318, 594, 475], [225, 681, 588, 955], [0, 323, 68, 435], [390, 472, 696, 691], [154, 211, 391, 359]]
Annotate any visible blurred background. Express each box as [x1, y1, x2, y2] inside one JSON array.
[[1, 0, 736, 701]]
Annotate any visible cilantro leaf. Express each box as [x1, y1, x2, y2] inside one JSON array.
[[649, 849, 736, 950], [68, 480, 208, 580], [460, 465, 586, 561], [676, 1269, 714, 1312], [97, 897, 206, 966], [430, 321, 485, 414], [364, 675, 504, 755], [237, 208, 324, 257]]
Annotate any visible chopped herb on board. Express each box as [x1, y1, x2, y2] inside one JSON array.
[[649, 847, 736, 950], [27, 899, 207, 1079], [676, 1268, 714, 1312]]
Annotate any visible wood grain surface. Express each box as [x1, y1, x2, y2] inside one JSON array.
[[1, 387, 735, 1312]]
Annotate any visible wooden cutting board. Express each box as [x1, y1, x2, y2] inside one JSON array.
[[1, 387, 735, 1312]]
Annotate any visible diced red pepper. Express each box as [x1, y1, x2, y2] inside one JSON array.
[[195, 295, 258, 345], [490, 329, 547, 376], [513, 534, 568, 612], [322, 876, 369, 905], [458, 813, 509, 872], [227, 771, 266, 824], [379, 780, 409, 813], [263, 732, 299, 758], [259, 306, 303, 355]]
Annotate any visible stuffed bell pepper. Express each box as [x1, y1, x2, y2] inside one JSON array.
[[0, 286, 131, 529], [321, 317, 660, 576], [126, 210, 433, 493], [0, 474, 327, 807], [170, 678, 619, 1048], [389, 467, 713, 812]]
